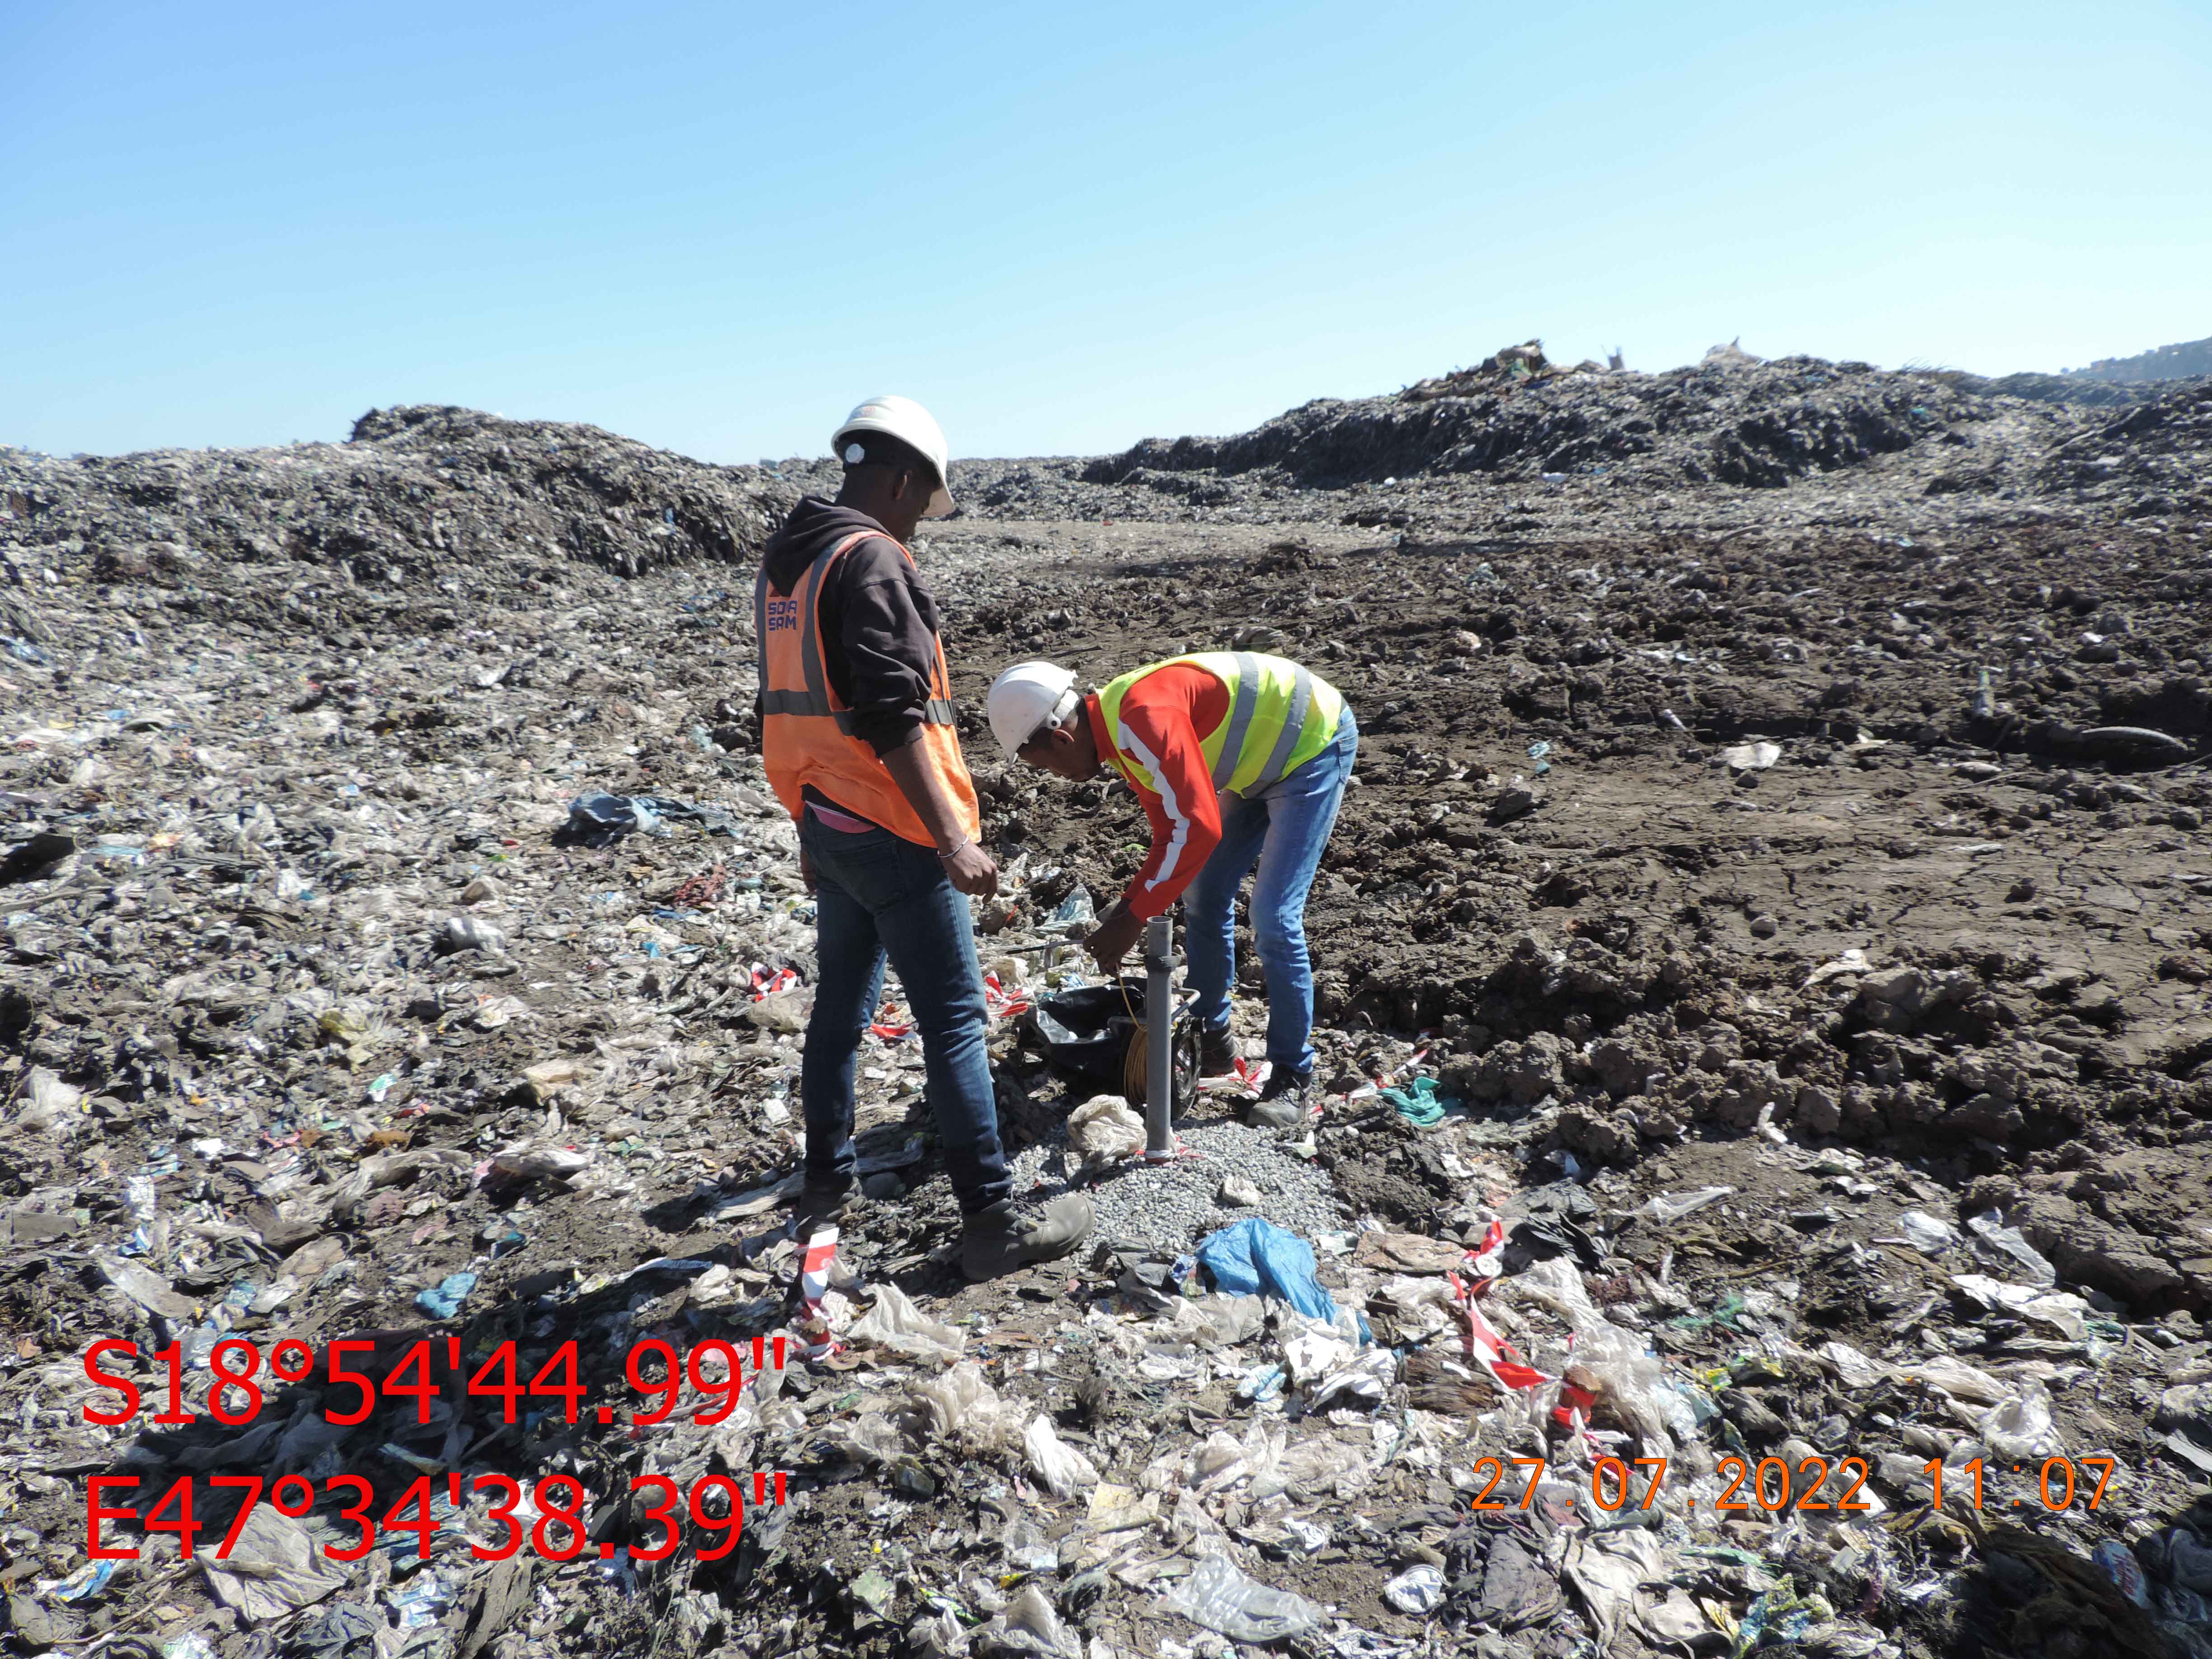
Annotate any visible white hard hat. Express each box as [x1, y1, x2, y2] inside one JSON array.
[[833, 394, 954, 519], [987, 661, 1080, 761]]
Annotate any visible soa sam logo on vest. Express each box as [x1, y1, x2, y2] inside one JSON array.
[[766, 596, 801, 633]]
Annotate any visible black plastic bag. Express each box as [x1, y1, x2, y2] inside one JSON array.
[[1026, 980, 1198, 1110]]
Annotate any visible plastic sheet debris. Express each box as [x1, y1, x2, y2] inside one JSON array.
[[1950, 1273, 2090, 1340], [1803, 947, 1871, 988], [19, 1067, 85, 1134], [200, 1504, 347, 1621], [1723, 740, 1782, 771], [1029, 981, 1197, 1107], [1309, 1349, 1396, 1409], [1023, 1412, 1101, 1498], [1218, 1174, 1263, 1207], [1382, 1564, 1445, 1615], [745, 984, 815, 1031], [438, 914, 506, 954], [848, 1282, 966, 1366], [560, 791, 663, 845], [1088, 1483, 1162, 1533], [2094, 1538, 2151, 1607], [1564, 1529, 1667, 1646], [1379, 1075, 1455, 1125], [414, 1270, 477, 1318], [1354, 1231, 1469, 1274], [907, 1360, 1018, 1448], [1067, 1092, 1146, 1168], [2156, 1385, 2212, 1473], [1888, 1209, 1957, 1255], [488, 1142, 591, 1182], [973, 1583, 1082, 1659], [39, 1561, 118, 1602], [1158, 1553, 1326, 1642], [1966, 1209, 2058, 1286], [97, 1253, 196, 1318], [1237, 1362, 1287, 1403], [1198, 1216, 1364, 1337], [1640, 1186, 1733, 1221], [522, 1056, 587, 1100], [1734, 1575, 1833, 1652], [1980, 1381, 2065, 1462]]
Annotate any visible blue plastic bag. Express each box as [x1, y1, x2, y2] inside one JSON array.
[[1196, 1217, 1366, 1340], [415, 1271, 477, 1319]]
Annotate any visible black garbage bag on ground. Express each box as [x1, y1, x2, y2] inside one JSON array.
[[1026, 980, 1200, 1111]]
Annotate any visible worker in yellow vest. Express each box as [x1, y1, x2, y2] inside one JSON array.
[[755, 397, 1092, 1279], [987, 653, 1357, 1127]]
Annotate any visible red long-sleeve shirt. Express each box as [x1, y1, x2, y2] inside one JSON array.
[[1085, 664, 1230, 921]]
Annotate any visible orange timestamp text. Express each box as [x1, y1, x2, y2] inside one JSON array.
[[1470, 1454, 2117, 1514]]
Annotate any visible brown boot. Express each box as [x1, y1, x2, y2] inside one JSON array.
[[960, 1195, 1095, 1281]]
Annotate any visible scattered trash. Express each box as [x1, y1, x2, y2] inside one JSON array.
[[1640, 1186, 1733, 1221], [5, 359, 2205, 1659], [1023, 1413, 1101, 1498], [1067, 1092, 1146, 1168], [1966, 1208, 2058, 1286], [1888, 1209, 1957, 1256], [1379, 1074, 1456, 1125], [1158, 1553, 1326, 1642], [1198, 1216, 1362, 1336], [848, 1283, 967, 1366], [1382, 1563, 1446, 1615], [1722, 740, 1782, 771], [414, 1270, 478, 1318]]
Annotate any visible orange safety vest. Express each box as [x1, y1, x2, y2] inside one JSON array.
[[754, 530, 979, 848]]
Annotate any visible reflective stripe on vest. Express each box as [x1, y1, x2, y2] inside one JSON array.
[[752, 534, 961, 733], [1098, 652, 1343, 797]]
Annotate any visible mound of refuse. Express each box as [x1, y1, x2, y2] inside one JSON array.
[[1083, 341, 2021, 491], [2035, 379, 2212, 520], [0, 405, 791, 643]]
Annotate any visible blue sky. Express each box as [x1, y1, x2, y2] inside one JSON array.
[[4, 0, 2207, 463]]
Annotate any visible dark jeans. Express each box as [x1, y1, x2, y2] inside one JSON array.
[[1185, 708, 1357, 1077], [798, 813, 1011, 1215]]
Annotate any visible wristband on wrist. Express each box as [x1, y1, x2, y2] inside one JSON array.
[[936, 835, 970, 861]]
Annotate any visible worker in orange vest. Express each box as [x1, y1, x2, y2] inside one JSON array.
[[754, 397, 1092, 1280]]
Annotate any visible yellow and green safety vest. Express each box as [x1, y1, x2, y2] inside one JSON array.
[[1097, 651, 1344, 795]]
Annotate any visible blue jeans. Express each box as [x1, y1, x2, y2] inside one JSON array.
[[1184, 707, 1357, 1078], [798, 813, 1010, 1215]]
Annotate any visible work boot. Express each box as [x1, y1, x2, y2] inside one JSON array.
[[961, 1195, 1095, 1282], [1199, 1022, 1239, 1076], [792, 1178, 853, 1238], [1246, 1068, 1314, 1129]]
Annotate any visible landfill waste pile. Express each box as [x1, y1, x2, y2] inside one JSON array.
[[2061, 335, 2212, 387], [2, 347, 2211, 1659]]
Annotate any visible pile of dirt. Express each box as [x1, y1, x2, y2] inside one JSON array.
[[2063, 334, 2212, 384], [1081, 344, 2028, 492], [0, 404, 791, 645], [2034, 380, 2212, 520]]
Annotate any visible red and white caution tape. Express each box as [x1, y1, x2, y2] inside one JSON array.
[[750, 965, 799, 1000], [797, 1227, 842, 1361]]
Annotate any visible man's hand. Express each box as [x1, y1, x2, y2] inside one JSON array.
[[1085, 905, 1145, 978], [940, 840, 999, 898]]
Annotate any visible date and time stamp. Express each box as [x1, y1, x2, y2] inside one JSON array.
[[1465, 1452, 2120, 1516]]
